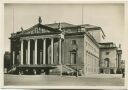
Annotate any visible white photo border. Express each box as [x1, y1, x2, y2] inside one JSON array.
[[0, 0, 127, 89]]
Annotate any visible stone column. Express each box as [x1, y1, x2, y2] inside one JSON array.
[[33, 50, 35, 64], [34, 39, 37, 64], [26, 49, 28, 64], [59, 38, 62, 76], [21, 40, 23, 65], [40, 51, 43, 64], [12, 51, 15, 65], [59, 38, 62, 65], [27, 39, 30, 65], [43, 39, 46, 64], [51, 38, 54, 64]]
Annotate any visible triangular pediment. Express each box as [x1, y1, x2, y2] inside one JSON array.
[[22, 23, 61, 35]]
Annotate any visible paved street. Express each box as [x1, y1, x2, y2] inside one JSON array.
[[4, 74, 124, 86]]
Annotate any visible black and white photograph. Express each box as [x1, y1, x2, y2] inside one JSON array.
[[2, 1, 127, 88]]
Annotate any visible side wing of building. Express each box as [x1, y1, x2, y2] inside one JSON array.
[[84, 33, 100, 74]]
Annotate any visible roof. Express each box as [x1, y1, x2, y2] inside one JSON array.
[[85, 32, 99, 47], [99, 42, 114, 45], [10, 23, 62, 39], [9, 17, 104, 48], [81, 24, 106, 37], [23, 23, 61, 33], [46, 22, 100, 29], [46, 22, 106, 37], [99, 42, 117, 49], [80, 24, 100, 29], [45, 22, 76, 29]]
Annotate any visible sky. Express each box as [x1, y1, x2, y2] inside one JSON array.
[[4, 3, 125, 60]]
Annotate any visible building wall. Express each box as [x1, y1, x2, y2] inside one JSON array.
[[10, 34, 100, 75], [84, 35, 100, 74], [100, 48, 117, 68], [62, 35, 84, 66], [53, 41, 59, 64], [10, 38, 21, 66]]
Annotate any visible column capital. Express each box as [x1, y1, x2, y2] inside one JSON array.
[[33, 38, 38, 41], [26, 39, 31, 41], [20, 38, 24, 41], [42, 38, 46, 40], [20, 37, 31, 41], [50, 37, 54, 39]]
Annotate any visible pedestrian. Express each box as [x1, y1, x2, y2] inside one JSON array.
[[122, 71, 125, 78]]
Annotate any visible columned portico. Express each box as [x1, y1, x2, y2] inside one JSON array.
[[10, 17, 81, 76], [19, 36, 62, 67]]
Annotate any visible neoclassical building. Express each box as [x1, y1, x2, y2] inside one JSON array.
[[99, 42, 122, 74], [9, 17, 103, 75]]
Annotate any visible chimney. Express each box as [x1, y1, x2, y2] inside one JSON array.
[[119, 44, 121, 49]]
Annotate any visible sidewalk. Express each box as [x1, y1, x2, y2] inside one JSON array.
[[80, 74, 123, 78], [4, 74, 124, 86]]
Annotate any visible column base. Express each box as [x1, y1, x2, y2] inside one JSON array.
[[41, 69, 45, 75], [33, 69, 37, 75], [19, 70, 23, 75], [60, 65, 63, 76]]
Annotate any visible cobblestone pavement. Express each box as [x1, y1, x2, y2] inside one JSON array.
[[4, 74, 124, 86]]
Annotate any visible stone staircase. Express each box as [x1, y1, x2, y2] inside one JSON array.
[[8, 66, 16, 74], [49, 65, 76, 75], [62, 65, 76, 73], [7, 65, 77, 75]]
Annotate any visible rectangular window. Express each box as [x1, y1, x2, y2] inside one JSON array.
[[106, 52, 110, 55], [107, 60, 109, 67], [72, 40, 76, 45]]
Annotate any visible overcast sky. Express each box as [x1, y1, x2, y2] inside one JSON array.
[[4, 3, 125, 60]]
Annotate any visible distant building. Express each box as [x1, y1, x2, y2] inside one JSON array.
[[4, 51, 11, 73], [99, 42, 122, 74], [8, 17, 103, 75]]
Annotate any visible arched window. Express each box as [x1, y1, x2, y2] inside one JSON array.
[[104, 58, 110, 67], [70, 40, 78, 65]]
